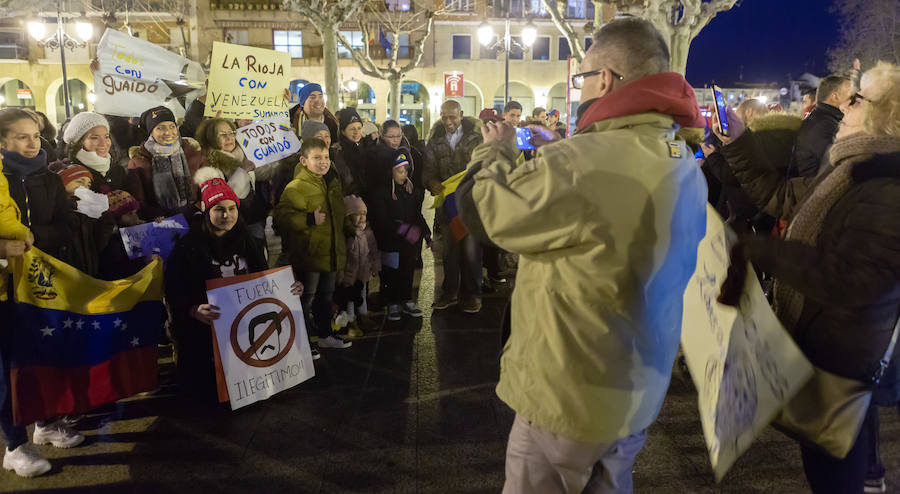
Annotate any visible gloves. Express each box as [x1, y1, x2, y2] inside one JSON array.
[[717, 243, 749, 307]]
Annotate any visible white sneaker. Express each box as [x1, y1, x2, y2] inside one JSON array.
[[3, 444, 51, 477], [33, 421, 85, 449], [318, 335, 352, 349]]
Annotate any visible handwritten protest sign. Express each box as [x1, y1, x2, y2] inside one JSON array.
[[236, 119, 301, 167], [93, 29, 204, 117], [681, 206, 813, 481], [206, 266, 315, 410], [205, 42, 291, 120], [119, 214, 189, 261]]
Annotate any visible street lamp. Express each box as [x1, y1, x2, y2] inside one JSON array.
[[478, 9, 536, 105], [28, 0, 94, 120]]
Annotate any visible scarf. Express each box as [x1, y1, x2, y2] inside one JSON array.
[[145, 136, 193, 211], [0, 149, 47, 176], [774, 132, 900, 329], [76, 149, 111, 175]]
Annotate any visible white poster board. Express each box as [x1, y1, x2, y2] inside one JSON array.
[[681, 206, 814, 481], [236, 119, 302, 167], [206, 266, 315, 410]]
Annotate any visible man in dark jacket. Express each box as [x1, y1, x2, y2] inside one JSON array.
[[790, 75, 853, 177], [424, 100, 484, 313]]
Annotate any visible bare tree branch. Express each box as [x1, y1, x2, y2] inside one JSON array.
[[542, 0, 586, 63]]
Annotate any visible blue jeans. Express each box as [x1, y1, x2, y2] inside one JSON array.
[[441, 232, 483, 300], [302, 271, 337, 339]]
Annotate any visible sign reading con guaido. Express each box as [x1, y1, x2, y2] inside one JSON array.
[[205, 41, 291, 120]]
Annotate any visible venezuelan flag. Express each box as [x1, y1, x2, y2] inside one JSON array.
[[8, 248, 164, 426], [431, 170, 468, 241]]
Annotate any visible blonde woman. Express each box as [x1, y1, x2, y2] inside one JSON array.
[[715, 62, 900, 494]]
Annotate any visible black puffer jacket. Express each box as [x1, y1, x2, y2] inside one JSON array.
[[790, 103, 843, 177], [368, 147, 429, 253], [336, 135, 370, 199], [84, 163, 129, 194], [1, 151, 76, 262], [423, 117, 483, 185], [724, 132, 900, 381]]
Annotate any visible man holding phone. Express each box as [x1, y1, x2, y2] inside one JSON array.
[[456, 18, 707, 494]]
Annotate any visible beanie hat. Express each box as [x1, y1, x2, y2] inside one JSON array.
[[106, 189, 139, 218], [199, 177, 240, 212], [391, 152, 413, 200], [140, 106, 176, 136], [57, 164, 93, 188], [361, 121, 378, 136], [297, 83, 323, 107], [547, 109, 560, 117], [393, 152, 410, 170], [339, 107, 362, 131], [300, 120, 330, 140], [478, 108, 501, 122], [343, 194, 367, 216], [63, 112, 109, 144]]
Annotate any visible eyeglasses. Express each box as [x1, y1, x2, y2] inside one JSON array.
[[217, 131, 236, 138], [571, 68, 624, 90], [849, 92, 870, 106]]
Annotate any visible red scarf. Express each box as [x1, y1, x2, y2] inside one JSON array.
[[576, 72, 706, 131]]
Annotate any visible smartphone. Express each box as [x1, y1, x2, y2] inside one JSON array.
[[515, 127, 535, 150], [711, 85, 730, 137]]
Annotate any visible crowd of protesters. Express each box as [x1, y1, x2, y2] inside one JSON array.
[[0, 16, 897, 494]]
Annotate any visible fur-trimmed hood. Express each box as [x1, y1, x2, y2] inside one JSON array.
[[748, 113, 803, 133], [428, 116, 481, 141]]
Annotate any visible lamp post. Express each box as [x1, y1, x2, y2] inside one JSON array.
[[28, 0, 93, 120], [478, 0, 536, 105]]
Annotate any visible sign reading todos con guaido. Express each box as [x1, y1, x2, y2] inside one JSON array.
[[205, 42, 291, 120]]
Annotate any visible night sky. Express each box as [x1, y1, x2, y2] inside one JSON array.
[[686, 0, 839, 87]]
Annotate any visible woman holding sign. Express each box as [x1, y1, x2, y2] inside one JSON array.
[[166, 177, 305, 402], [127, 106, 207, 221]]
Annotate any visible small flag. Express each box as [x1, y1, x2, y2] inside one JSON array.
[[242, 138, 250, 148], [431, 170, 468, 241], [278, 123, 292, 132]]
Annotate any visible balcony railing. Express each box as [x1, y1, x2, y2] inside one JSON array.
[[211, 1, 286, 10]]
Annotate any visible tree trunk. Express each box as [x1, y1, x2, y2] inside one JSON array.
[[668, 31, 691, 75], [320, 27, 341, 113], [389, 76, 402, 122]]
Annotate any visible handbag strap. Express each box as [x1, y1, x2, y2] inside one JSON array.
[[873, 310, 900, 383]]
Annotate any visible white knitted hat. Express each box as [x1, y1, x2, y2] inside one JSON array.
[[63, 112, 110, 144]]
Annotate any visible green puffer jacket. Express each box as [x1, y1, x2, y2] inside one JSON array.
[[273, 164, 346, 273]]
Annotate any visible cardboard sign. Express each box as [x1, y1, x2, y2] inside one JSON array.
[[206, 266, 315, 410], [236, 118, 302, 167], [119, 214, 189, 260], [681, 206, 814, 481], [94, 28, 203, 117], [444, 71, 464, 98], [205, 42, 291, 120]]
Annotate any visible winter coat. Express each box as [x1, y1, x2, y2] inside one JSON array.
[[723, 130, 900, 381], [457, 112, 707, 444], [373, 140, 426, 209], [2, 151, 77, 262], [0, 157, 29, 242], [335, 136, 369, 199], [330, 146, 358, 197], [70, 208, 116, 277], [97, 231, 147, 281], [790, 102, 843, 177], [423, 117, 483, 185], [290, 104, 340, 145], [126, 139, 207, 220], [273, 165, 347, 273], [202, 148, 268, 225], [84, 163, 129, 195], [339, 227, 379, 287], [165, 219, 268, 400]]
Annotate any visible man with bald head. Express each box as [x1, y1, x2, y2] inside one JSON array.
[[456, 18, 707, 493], [424, 99, 485, 313]]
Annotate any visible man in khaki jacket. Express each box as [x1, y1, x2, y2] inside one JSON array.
[[457, 18, 708, 493]]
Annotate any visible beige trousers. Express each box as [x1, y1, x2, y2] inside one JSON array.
[[503, 414, 648, 494]]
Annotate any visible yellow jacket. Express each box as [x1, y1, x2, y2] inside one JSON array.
[[0, 157, 31, 301]]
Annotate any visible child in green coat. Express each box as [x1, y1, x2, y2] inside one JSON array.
[[274, 138, 350, 350]]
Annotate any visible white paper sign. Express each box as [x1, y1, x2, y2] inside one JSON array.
[[681, 206, 814, 481], [206, 266, 315, 410], [93, 28, 203, 117], [119, 214, 189, 260], [236, 119, 302, 167]]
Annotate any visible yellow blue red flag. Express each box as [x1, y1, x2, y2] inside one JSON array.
[[430, 170, 468, 241], [8, 248, 164, 425]]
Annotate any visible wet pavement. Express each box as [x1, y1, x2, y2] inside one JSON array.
[[3, 220, 900, 493]]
